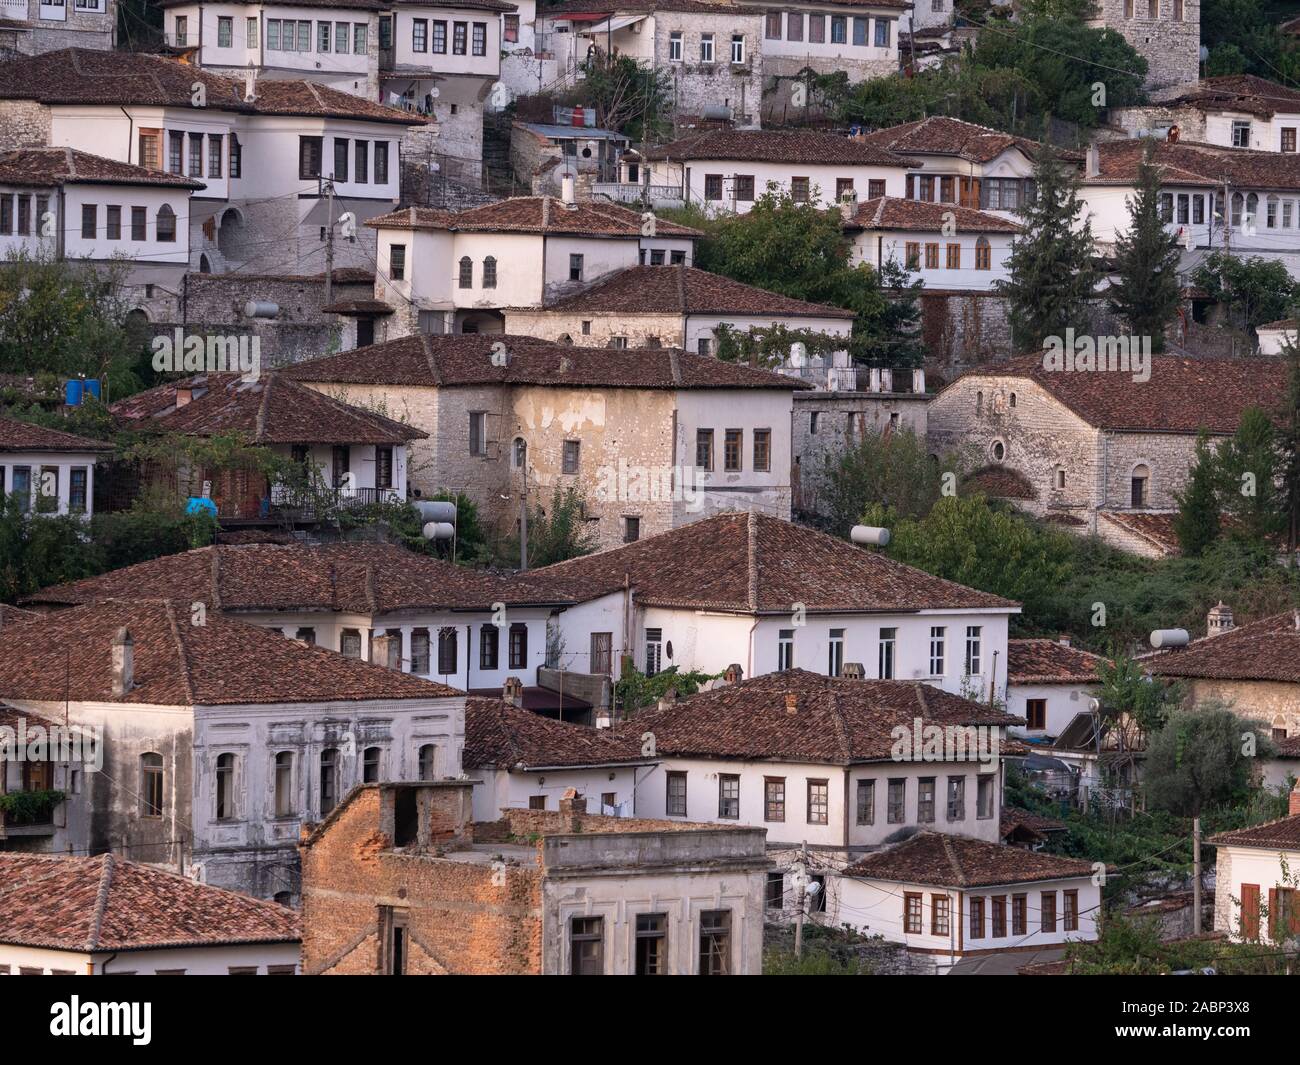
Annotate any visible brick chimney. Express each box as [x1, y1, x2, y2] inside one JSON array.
[[559, 788, 587, 829], [1207, 601, 1234, 637], [175, 387, 193, 408], [1058, 634, 1072, 648], [1290, 782, 1300, 818], [502, 676, 524, 706], [724, 663, 743, 684], [111, 627, 134, 697], [785, 693, 798, 715], [841, 662, 866, 680]]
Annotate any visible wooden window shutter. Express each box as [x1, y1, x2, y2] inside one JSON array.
[[1241, 883, 1260, 939], [1268, 887, 1279, 940]]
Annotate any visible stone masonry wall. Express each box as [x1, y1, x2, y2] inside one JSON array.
[[0, 100, 52, 150], [657, 12, 765, 129], [919, 292, 1014, 377], [504, 309, 686, 348], [1089, 0, 1200, 91]]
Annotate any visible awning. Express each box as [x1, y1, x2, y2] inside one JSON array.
[[595, 14, 648, 31]]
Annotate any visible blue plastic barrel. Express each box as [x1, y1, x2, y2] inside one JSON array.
[[64, 379, 82, 406], [83, 379, 102, 401]]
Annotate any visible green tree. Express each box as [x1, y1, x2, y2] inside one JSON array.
[[1096, 653, 1176, 734], [1172, 434, 1222, 557], [1192, 253, 1300, 333], [1212, 406, 1284, 544], [1279, 336, 1300, 552], [571, 51, 672, 142], [995, 142, 1100, 351], [0, 494, 104, 603], [1108, 143, 1182, 350], [518, 487, 598, 568], [820, 429, 954, 534]]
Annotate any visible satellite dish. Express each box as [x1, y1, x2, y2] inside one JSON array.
[[1199, 45, 1209, 61]]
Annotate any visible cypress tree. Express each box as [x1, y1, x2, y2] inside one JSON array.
[[1108, 142, 1182, 352]]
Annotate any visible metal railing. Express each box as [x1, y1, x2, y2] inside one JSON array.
[[591, 182, 683, 208], [2, 0, 29, 19]]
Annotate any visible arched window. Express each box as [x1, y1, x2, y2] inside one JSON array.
[[274, 751, 295, 818], [362, 746, 381, 784], [319, 748, 338, 816], [156, 204, 176, 242], [557, 333, 573, 345], [976, 390, 984, 413], [482, 255, 497, 289], [458, 256, 473, 289], [1131, 463, 1150, 507], [1245, 192, 1259, 230], [974, 236, 991, 270], [215, 752, 236, 821], [141, 753, 164, 817], [1009, 392, 1017, 408], [513, 437, 527, 468], [418, 744, 438, 781], [1231, 192, 1244, 228]]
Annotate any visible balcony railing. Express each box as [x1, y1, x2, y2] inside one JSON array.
[[591, 183, 683, 208], [3, 0, 29, 20]]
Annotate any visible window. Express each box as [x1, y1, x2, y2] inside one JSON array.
[[141, 753, 164, 816], [339, 629, 362, 659], [458, 256, 473, 289], [468, 411, 486, 456], [168, 131, 183, 174], [590, 632, 612, 676], [695, 428, 713, 470], [11, 466, 29, 512], [432, 20, 446, 53], [791, 176, 810, 203], [208, 134, 222, 179], [778, 628, 794, 671], [138, 130, 160, 171], [80, 203, 96, 240], [357, 746, 379, 784], [299, 136, 323, 179], [730, 34, 745, 64], [318, 21, 331, 51], [806, 779, 828, 825], [1123, 0, 1134, 14], [219, 14, 234, 47], [453, 21, 467, 54], [878, 627, 896, 680], [480, 624, 499, 670], [1041, 890, 1057, 933], [766, 11, 781, 38], [562, 439, 580, 474], [887, 779, 906, 823], [156, 204, 176, 242], [295, 627, 316, 646], [319, 748, 339, 815], [828, 628, 845, 677], [189, 132, 203, 177], [247, 16, 258, 47], [503, 12, 519, 42], [508, 623, 528, 669], [856, 779, 875, 825], [1063, 889, 1079, 931], [570, 916, 603, 975], [704, 173, 723, 201], [718, 774, 740, 819], [699, 33, 714, 62], [411, 629, 431, 673], [809, 13, 825, 42], [472, 22, 486, 56], [669, 30, 682, 61], [1026, 698, 1047, 730], [174, 14, 188, 45], [928, 626, 945, 676], [373, 446, 393, 491], [764, 777, 785, 822], [666, 771, 687, 816], [699, 911, 730, 975], [723, 428, 742, 471], [1232, 120, 1251, 148], [932, 895, 950, 936], [970, 896, 985, 939], [482, 255, 497, 288], [786, 11, 803, 40], [334, 21, 349, 52], [1283, 129, 1297, 154], [874, 18, 890, 47], [831, 15, 846, 43], [977, 775, 995, 819], [413, 18, 427, 50], [229, 134, 241, 179], [389, 243, 406, 281], [274, 752, 294, 817], [418, 744, 438, 781], [569, 253, 583, 281], [623, 516, 640, 543], [809, 411, 819, 436], [1131, 464, 1149, 507], [528, 795, 546, 811], [753, 429, 771, 472], [132, 207, 147, 242], [766, 872, 785, 909], [905, 241, 920, 269], [965, 626, 982, 675], [635, 913, 667, 975], [992, 896, 1007, 937], [215, 753, 236, 820], [918, 777, 935, 823], [852, 16, 867, 45], [69, 467, 87, 513], [924, 242, 940, 269], [437, 627, 457, 675], [904, 893, 923, 934], [1011, 893, 1027, 936], [946, 243, 961, 269], [946, 776, 965, 821], [645, 627, 662, 676]]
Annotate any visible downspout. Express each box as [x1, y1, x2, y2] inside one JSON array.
[[120, 106, 134, 165], [842, 767, 851, 849], [55, 185, 66, 261]]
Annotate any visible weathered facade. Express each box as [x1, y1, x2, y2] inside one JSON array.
[[1086, 0, 1200, 91], [0, 0, 116, 56]]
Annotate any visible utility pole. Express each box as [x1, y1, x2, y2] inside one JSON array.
[[323, 177, 336, 306], [794, 840, 808, 958], [519, 477, 529, 571], [1192, 811, 1203, 934]]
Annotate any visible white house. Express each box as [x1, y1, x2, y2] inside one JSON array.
[[1006, 637, 1106, 740], [1258, 317, 1298, 355], [0, 414, 111, 518], [836, 831, 1101, 969], [1211, 785, 1300, 944], [0, 598, 466, 902], [1109, 75, 1300, 154], [842, 195, 1020, 291], [634, 128, 912, 214], [498, 0, 548, 96], [0, 853, 301, 975], [756, 0, 905, 85], [365, 194, 701, 337]]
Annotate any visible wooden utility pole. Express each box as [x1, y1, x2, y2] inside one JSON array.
[[323, 177, 336, 307], [794, 840, 809, 958], [1192, 812, 1203, 934]]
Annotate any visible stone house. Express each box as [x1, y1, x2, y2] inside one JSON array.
[[298, 781, 770, 974], [1210, 785, 1300, 944], [0, 598, 465, 902], [925, 353, 1287, 555], [503, 262, 854, 353], [0, 0, 115, 55], [282, 334, 803, 548], [1108, 74, 1300, 154], [1085, 0, 1200, 91], [0, 413, 111, 519]]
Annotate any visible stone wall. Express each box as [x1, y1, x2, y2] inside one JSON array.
[[919, 291, 1014, 376], [0, 100, 52, 151], [656, 12, 765, 129], [1089, 0, 1200, 90], [1109, 103, 1208, 140], [5, 2, 117, 55], [504, 308, 685, 348]]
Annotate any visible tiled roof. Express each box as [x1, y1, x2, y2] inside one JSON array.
[[0, 604, 39, 630], [0, 147, 203, 189], [1089, 139, 1300, 191], [463, 697, 645, 769], [1258, 317, 1298, 332], [1097, 511, 1182, 557], [543, 0, 756, 14], [844, 196, 1021, 233], [162, 0, 383, 7], [320, 298, 395, 315], [1007, 639, 1106, 685], [535, 265, 855, 318], [0, 414, 112, 454], [282, 334, 809, 391], [1210, 814, 1300, 851], [1145, 611, 1300, 683], [952, 354, 1287, 434], [1000, 805, 1067, 841], [611, 668, 1020, 763], [642, 128, 912, 166], [1159, 75, 1300, 118], [390, 0, 516, 8], [854, 116, 1061, 164], [109, 372, 425, 445], [962, 464, 1036, 500], [843, 831, 1095, 887], [366, 198, 701, 237], [527, 511, 1019, 613], [0, 49, 425, 125], [0, 853, 300, 951], [0, 599, 459, 705], [25, 542, 572, 613]]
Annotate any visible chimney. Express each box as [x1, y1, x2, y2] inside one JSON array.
[[841, 662, 866, 680], [561, 173, 576, 207], [723, 663, 743, 684], [111, 627, 134, 697], [371, 633, 396, 669], [1291, 782, 1300, 818], [1058, 633, 1072, 648], [838, 189, 858, 222], [785, 693, 798, 715], [502, 676, 524, 706], [656, 688, 677, 711], [559, 788, 587, 828], [175, 387, 193, 408], [559, 354, 573, 373], [1206, 601, 1234, 637], [243, 69, 258, 103], [1085, 143, 1100, 179]]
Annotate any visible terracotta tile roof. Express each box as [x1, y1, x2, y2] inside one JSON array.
[[952, 354, 1287, 434], [0, 853, 301, 951], [1090, 139, 1300, 191], [1145, 611, 1300, 683], [282, 333, 809, 391], [1007, 639, 1107, 685], [535, 265, 855, 318], [389, 0, 516, 9], [1097, 511, 1182, 556], [463, 697, 645, 769], [528, 511, 1019, 613], [962, 464, 1036, 500], [25, 541, 572, 613], [0, 147, 203, 190], [109, 372, 425, 445], [642, 128, 913, 166], [0, 414, 112, 454], [1000, 805, 1067, 841], [1258, 317, 1298, 332], [162, 0, 382, 6], [366, 197, 701, 237], [0, 49, 425, 125], [843, 831, 1095, 887], [611, 668, 1020, 763], [854, 116, 1062, 164], [0, 604, 39, 630], [0, 599, 459, 705], [1159, 75, 1300, 119], [844, 196, 1021, 233], [1210, 813, 1300, 851], [543, 0, 759, 14]]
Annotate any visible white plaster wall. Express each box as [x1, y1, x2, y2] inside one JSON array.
[[0, 941, 300, 975], [1007, 681, 1101, 739], [851, 229, 1014, 291], [0, 451, 99, 517]]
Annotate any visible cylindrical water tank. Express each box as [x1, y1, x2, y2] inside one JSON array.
[[415, 500, 457, 524], [422, 522, 455, 541], [64, 379, 82, 406], [83, 379, 102, 401], [850, 525, 891, 547], [244, 300, 279, 318], [1150, 629, 1190, 649]]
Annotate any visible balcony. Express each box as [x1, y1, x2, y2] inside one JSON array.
[[0, 789, 63, 839], [2, 0, 29, 21], [591, 183, 684, 209]]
